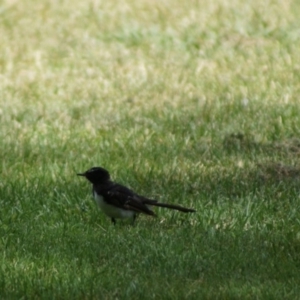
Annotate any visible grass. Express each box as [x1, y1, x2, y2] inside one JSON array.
[[1, 0, 300, 298]]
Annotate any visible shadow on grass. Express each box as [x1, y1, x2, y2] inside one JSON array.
[[210, 133, 300, 198], [223, 132, 300, 156]]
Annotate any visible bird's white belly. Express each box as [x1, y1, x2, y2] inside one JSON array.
[[93, 192, 135, 219]]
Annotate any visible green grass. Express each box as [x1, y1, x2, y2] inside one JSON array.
[[1, 0, 300, 298]]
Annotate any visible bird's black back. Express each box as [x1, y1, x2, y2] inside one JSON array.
[[94, 181, 156, 215]]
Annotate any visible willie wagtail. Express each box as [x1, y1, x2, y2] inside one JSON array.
[[77, 167, 196, 224]]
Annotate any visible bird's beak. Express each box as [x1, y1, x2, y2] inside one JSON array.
[[77, 173, 86, 177]]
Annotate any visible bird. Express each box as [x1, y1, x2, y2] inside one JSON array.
[[77, 166, 196, 224]]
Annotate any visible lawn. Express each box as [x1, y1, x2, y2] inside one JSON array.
[[1, 0, 300, 298]]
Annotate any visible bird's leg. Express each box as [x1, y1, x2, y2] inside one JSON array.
[[111, 218, 116, 225], [132, 214, 137, 226]]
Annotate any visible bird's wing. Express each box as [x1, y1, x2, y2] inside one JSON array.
[[98, 183, 156, 216]]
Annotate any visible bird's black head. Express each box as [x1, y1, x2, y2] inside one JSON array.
[[77, 167, 110, 184]]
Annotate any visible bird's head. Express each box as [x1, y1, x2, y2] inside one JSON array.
[[77, 167, 110, 184]]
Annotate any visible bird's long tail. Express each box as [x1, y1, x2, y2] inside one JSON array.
[[149, 202, 196, 213]]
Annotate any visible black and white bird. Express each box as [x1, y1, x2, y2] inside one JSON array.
[[77, 167, 196, 224]]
